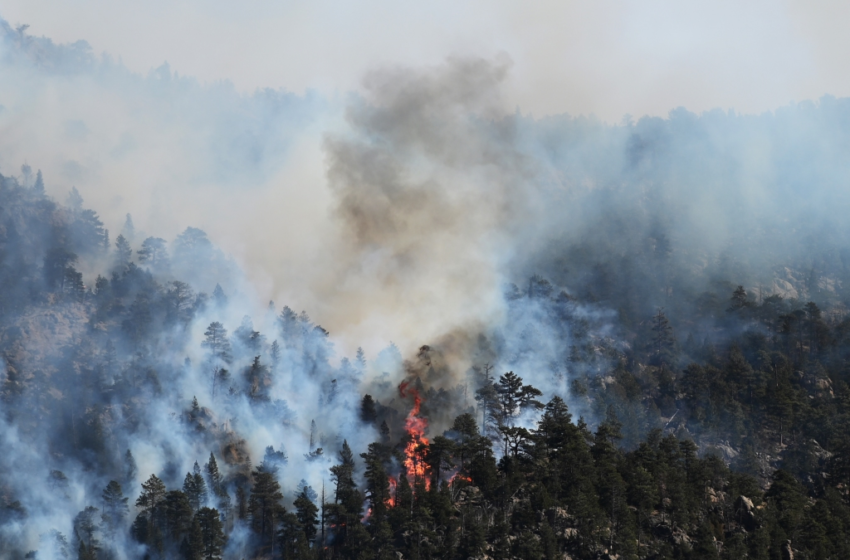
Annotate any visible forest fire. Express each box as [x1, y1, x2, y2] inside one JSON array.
[[449, 472, 472, 485], [398, 380, 432, 490], [388, 476, 397, 507]]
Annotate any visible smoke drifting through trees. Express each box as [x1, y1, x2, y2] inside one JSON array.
[[6, 15, 850, 560]]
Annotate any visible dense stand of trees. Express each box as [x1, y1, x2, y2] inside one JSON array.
[[51, 374, 850, 560], [3, 161, 850, 560]]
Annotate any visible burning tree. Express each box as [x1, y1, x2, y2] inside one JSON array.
[[398, 380, 432, 490], [360, 442, 395, 556]]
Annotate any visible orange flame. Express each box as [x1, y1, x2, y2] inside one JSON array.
[[399, 381, 431, 491], [449, 472, 472, 485], [388, 476, 397, 507]]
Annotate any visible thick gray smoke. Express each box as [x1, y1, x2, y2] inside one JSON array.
[[319, 56, 530, 353]]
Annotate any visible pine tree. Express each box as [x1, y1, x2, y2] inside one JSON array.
[[360, 394, 378, 423], [278, 510, 311, 559], [166, 280, 195, 324], [425, 435, 456, 486], [204, 453, 231, 517], [294, 486, 319, 543], [43, 248, 78, 290], [195, 507, 226, 560], [180, 516, 204, 560], [114, 234, 132, 268], [137, 236, 168, 268], [212, 284, 228, 308], [184, 463, 208, 512], [63, 267, 85, 301], [73, 505, 100, 557], [475, 367, 501, 437], [593, 419, 626, 554], [202, 322, 232, 398], [270, 340, 281, 372], [136, 474, 167, 513], [361, 443, 391, 514], [765, 469, 807, 539], [450, 413, 482, 473], [496, 372, 544, 425], [249, 466, 284, 551], [100, 480, 129, 538], [650, 308, 677, 367], [330, 440, 356, 503], [328, 440, 362, 553], [163, 490, 194, 548], [122, 213, 135, 241], [244, 355, 270, 401], [728, 285, 751, 312], [94, 275, 110, 299], [133, 473, 167, 552], [360, 442, 396, 558]]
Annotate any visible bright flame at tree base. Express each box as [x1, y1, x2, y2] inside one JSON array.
[[399, 380, 431, 491], [388, 476, 398, 507]]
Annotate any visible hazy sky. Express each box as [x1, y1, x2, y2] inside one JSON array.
[[3, 0, 849, 121], [3, 0, 850, 356]]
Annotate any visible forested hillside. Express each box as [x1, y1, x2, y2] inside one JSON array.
[[7, 19, 850, 560], [3, 149, 850, 560]]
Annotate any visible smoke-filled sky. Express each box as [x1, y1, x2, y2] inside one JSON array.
[[3, 0, 850, 120], [2, 1, 850, 359]]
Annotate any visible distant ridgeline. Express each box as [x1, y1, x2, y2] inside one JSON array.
[[4, 167, 850, 560]]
